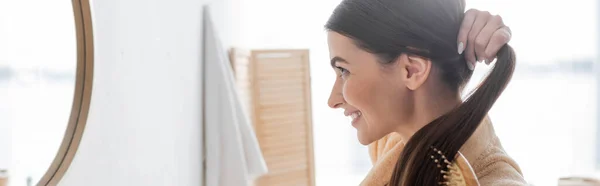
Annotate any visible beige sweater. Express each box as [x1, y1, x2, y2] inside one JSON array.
[[361, 117, 527, 186]]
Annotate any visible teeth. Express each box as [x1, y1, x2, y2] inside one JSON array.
[[350, 112, 361, 120]]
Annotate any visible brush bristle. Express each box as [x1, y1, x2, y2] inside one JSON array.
[[439, 163, 467, 186]]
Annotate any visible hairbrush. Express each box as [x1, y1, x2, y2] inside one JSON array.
[[430, 147, 480, 186]]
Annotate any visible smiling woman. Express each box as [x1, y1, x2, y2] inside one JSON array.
[[0, 0, 93, 185], [324, 0, 525, 185]]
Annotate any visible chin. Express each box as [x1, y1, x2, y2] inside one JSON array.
[[354, 118, 378, 145], [356, 130, 375, 145]]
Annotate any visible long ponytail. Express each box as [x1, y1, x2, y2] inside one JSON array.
[[389, 45, 516, 185]]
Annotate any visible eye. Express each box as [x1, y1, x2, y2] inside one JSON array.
[[336, 66, 349, 78]]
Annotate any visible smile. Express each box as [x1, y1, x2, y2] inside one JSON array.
[[349, 111, 362, 125]]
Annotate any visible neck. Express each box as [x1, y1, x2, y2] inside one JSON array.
[[395, 87, 462, 142]]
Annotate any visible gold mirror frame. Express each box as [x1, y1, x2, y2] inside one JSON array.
[[36, 0, 94, 185]]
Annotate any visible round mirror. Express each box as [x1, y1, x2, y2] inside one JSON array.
[[0, 0, 93, 185]]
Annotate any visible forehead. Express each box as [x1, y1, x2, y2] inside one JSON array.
[[327, 31, 362, 57]]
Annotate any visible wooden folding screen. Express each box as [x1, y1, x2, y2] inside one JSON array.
[[229, 48, 315, 186]]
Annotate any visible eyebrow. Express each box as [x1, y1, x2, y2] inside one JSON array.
[[330, 56, 348, 68]]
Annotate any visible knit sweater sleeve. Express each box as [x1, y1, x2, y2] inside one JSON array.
[[474, 140, 528, 186]]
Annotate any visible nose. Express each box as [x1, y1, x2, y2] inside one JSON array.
[[328, 78, 344, 109]]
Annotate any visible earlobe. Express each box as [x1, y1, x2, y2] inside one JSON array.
[[402, 54, 431, 90]]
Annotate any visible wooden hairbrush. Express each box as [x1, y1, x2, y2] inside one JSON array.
[[431, 147, 480, 186]]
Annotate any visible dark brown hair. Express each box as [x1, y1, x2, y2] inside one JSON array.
[[325, 0, 515, 185]]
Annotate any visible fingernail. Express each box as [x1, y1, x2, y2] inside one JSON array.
[[467, 61, 474, 70], [458, 42, 464, 54], [477, 58, 484, 63], [485, 59, 491, 64]]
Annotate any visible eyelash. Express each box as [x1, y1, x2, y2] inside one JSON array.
[[336, 66, 349, 77]]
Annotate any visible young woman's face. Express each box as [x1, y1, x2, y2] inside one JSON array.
[[327, 31, 415, 145]]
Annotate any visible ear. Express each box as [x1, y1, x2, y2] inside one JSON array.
[[396, 53, 432, 90]]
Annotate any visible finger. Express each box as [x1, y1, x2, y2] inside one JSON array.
[[465, 11, 491, 65], [475, 15, 504, 63], [457, 9, 478, 55], [484, 27, 511, 64]]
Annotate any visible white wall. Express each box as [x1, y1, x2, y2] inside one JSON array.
[[58, 0, 240, 185]]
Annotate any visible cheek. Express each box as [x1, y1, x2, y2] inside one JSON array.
[[341, 78, 373, 110], [343, 76, 397, 126], [343, 75, 411, 133]]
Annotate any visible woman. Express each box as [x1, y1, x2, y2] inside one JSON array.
[[325, 0, 526, 185]]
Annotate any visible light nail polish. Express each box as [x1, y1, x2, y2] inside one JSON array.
[[458, 42, 464, 54]]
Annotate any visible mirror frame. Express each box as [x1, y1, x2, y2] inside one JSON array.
[[36, 0, 94, 185]]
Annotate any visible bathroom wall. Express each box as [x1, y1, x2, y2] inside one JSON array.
[[58, 0, 240, 185]]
